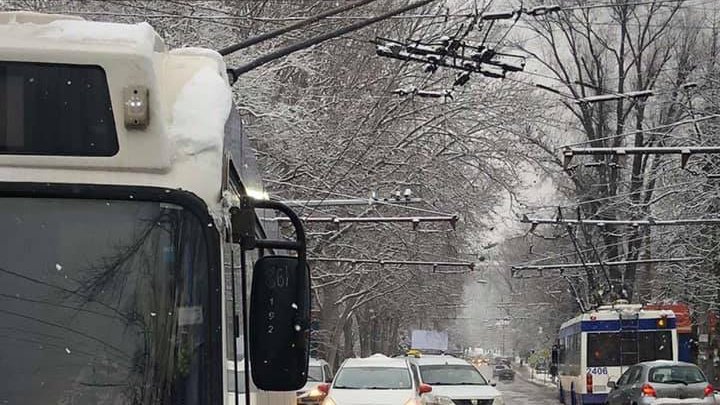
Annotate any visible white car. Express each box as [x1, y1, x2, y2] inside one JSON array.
[[322, 354, 432, 405], [414, 355, 504, 405]]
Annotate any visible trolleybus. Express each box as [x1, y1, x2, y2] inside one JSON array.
[[556, 303, 678, 405], [0, 11, 309, 405]]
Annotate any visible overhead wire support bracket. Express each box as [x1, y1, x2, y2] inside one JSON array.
[[308, 257, 475, 271], [521, 214, 720, 227], [511, 257, 703, 277], [265, 214, 459, 229], [574, 90, 655, 104], [374, 36, 525, 78], [281, 197, 423, 208], [562, 146, 720, 169]]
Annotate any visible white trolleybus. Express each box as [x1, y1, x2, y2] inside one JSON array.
[[556, 302, 678, 405], [0, 11, 310, 405]]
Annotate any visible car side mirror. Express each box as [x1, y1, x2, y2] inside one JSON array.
[[490, 382, 497, 387], [249, 255, 310, 391], [607, 381, 616, 389]]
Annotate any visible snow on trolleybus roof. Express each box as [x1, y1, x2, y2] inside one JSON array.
[[559, 303, 677, 337], [0, 11, 234, 209]]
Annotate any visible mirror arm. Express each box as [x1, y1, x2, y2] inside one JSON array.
[[255, 240, 303, 251], [249, 198, 307, 260], [236, 197, 312, 391]]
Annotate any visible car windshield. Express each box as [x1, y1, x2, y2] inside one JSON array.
[[420, 365, 488, 385], [308, 365, 323, 382], [649, 366, 707, 384], [0, 197, 212, 404], [333, 367, 412, 389], [228, 370, 247, 393]]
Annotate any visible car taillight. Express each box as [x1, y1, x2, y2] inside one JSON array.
[[641, 384, 657, 397], [586, 373, 593, 394], [705, 384, 714, 397]]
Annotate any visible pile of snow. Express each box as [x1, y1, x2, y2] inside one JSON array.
[[170, 47, 228, 79], [169, 66, 232, 156], [0, 15, 161, 55]]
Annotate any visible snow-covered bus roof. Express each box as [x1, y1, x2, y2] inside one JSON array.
[[559, 304, 677, 338], [0, 12, 245, 210]]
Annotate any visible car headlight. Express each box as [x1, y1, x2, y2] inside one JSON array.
[[423, 395, 454, 405], [492, 396, 504, 405], [321, 396, 336, 405], [299, 388, 325, 399]]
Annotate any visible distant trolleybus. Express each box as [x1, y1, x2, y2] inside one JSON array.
[[556, 303, 678, 405], [0, 11, 310, 405]]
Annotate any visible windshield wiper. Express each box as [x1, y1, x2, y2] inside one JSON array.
[[333, 386, 360, 389]]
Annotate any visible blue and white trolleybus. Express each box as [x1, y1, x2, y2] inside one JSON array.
[[557, 302, 678, 405]]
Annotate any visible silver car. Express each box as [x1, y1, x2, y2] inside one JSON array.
[[606, 361, 717, 404]]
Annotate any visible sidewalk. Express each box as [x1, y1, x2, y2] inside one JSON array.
[[513, 365, 558, 390]]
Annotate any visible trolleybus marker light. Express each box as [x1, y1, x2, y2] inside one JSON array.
[[123, 86, 149, 129]]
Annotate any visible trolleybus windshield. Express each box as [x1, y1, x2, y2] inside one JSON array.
[[0, 197, 213, 404]]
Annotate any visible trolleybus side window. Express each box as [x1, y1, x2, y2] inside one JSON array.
[[562, 333, 580, 375]]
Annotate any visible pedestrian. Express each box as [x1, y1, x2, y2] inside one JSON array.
[[550, 364, 558, 383]]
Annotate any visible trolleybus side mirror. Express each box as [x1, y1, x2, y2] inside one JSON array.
[[607, 381, 616, 389], [249, 255, 310, 391]]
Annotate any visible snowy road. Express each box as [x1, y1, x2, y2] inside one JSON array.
[[478, 366, 559, 405]]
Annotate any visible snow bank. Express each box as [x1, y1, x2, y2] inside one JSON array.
[[0, 16, 160, 55], [169, 67, 232, 156]]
